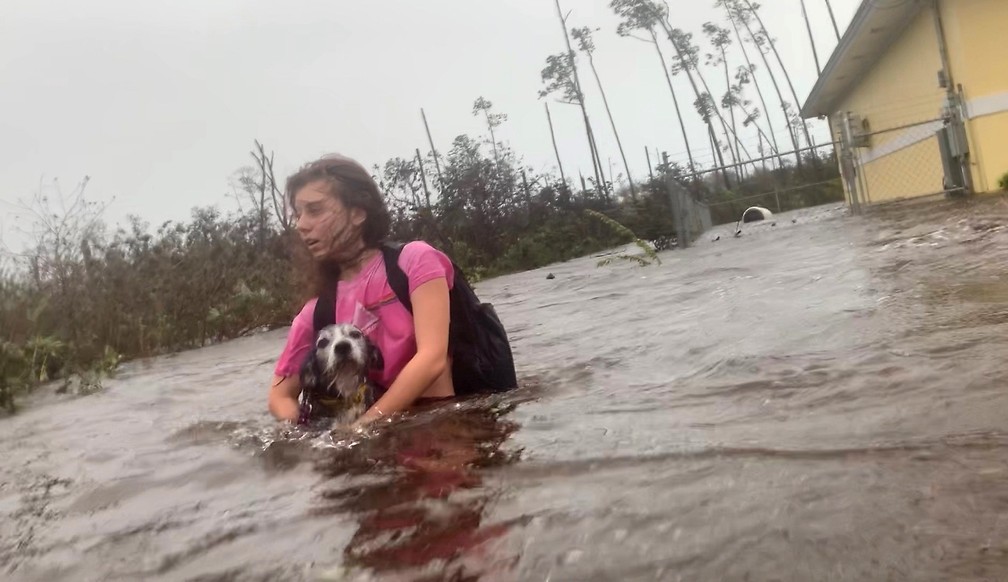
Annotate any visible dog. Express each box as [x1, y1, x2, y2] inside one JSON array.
[[297, 324, 383, 426]]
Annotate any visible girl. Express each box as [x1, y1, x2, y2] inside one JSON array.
[[267, 154, 454, 425]]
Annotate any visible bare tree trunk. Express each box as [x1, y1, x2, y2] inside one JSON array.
[[649, 30, 697, 176], [420, 108, 444, 184], [654, 18, 732, 186], [413, 149, 450, 248], [544, 102, 568, 187], [741, 0, 813, 149], [825, 0, 841, 41], [415, 148, 432, 210], [758, 132, 769, 171], [732, 5, 802, 166], [252, 140, 290, 232], [720, 46, 745, 180], [707, 123, 730, 189], [724, 9, 783, 167], [653, 10, 755, 184], [736, 99, 778, 163], [585, 51, 637, 200], [801, 0, 822, 75], [554, 0, 606, 195], [585, 120, 610, 201], [483, 110, 501, 166]]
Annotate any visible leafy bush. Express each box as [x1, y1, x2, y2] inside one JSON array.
[[1, 177, 298, 412], [999, 172, 1008, 191]]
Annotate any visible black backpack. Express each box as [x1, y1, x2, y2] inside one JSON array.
[[312, 241, 518, 395]]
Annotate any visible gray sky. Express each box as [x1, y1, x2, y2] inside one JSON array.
[[0, 0, 859, 249]]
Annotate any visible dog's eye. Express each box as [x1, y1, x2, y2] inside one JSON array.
[[348, 330, 362, 339], [317, 338, 330, 349]]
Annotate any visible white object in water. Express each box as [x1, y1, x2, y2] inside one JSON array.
[[741, 206, 773, 223]]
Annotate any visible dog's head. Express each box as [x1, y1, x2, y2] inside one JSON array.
[[300, 324, 384, 400]]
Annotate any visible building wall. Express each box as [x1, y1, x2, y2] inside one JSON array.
[[943, 0, 1008, 192], [829, 7, 948, 203]]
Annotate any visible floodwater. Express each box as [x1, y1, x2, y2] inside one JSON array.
[[3, 194, 1008, 581]]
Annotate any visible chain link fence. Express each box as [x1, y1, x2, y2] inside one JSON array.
[[835, 90, 969, 209], [662, 142, 845, 241]]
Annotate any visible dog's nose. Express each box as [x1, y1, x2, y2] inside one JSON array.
[[334, 341, 351, 356]]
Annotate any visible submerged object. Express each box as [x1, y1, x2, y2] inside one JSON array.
[[733, 206, 773, 238], [742, 206, 773, 223]]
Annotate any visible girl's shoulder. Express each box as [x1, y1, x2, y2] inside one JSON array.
[[399, 240, 448, 260], [394, 241, 455, 291]]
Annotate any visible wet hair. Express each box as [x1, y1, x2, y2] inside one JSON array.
[[285, 154, 391, 247], [285, 154, 391, 298]]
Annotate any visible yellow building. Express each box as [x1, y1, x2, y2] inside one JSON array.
[[802, 0, 1008, 206]]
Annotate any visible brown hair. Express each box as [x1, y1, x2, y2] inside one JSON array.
[[285, 154, 391, 298], [285, 154, 391, 247]]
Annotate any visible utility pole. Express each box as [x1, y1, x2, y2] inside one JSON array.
[[420, 108, 444, 184], [415, 148, 432, 209]]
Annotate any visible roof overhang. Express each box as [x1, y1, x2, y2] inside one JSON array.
[[801, 0, 930, 119]]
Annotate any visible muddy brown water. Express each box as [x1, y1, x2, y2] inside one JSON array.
[[3, 195, 1008, 581]]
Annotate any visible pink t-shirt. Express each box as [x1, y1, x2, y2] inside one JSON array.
[[274, 241, 454, 391]]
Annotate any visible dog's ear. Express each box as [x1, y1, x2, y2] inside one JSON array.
[[299, 347, 322, 391], [366, 339, 384, 371]]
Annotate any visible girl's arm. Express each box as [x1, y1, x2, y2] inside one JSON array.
[[268, 375, 302, 422], [356, 277, 451, 424]]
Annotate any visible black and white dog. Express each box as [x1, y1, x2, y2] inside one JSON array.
[[298, 324, 383, 425]]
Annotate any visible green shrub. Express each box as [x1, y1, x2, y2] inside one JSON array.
[[998, 172, 1008, 191]]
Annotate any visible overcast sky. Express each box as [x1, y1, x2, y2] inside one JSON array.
[[0, 0, 859, 249]]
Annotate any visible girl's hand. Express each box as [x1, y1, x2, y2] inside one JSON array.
[[268, 375, 302, 422]]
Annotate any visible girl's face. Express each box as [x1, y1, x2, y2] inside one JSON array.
[[293, 180, 367, 261]]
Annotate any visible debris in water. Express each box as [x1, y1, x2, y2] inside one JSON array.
[[546, 273, 556, 280]]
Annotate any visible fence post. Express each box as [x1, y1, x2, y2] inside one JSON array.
[[840, 112, 863, 214], [665, 172, 692, 249], [949, 86, 974, 195]]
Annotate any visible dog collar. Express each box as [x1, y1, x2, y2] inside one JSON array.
[[315, 382, 369, 408]]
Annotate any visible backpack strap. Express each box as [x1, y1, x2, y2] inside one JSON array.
[[381, 242, 413, 313], [312, 284, 336, 333], [314, 244, 407, 333]]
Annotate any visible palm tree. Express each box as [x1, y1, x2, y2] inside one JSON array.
[[471, 97, 506, 166], [663, 21, 758, 184], [703, 22, 744, 178], [739, 0, 814, 150], [571, 26, 637, 199], [539, 52, 607, 198], [730, 65, 780, 165], [719, 4, 785, 167], [545, 0, 607, 197], [718, 0, 801, 166], [611, 0, 697, 177]]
